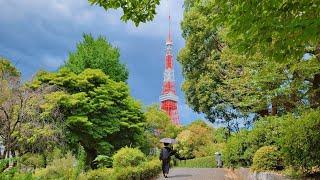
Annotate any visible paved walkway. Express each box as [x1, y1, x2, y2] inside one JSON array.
[[156, 168, 240, 180]]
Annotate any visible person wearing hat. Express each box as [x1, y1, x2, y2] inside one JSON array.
[[215, 152, 223, 168], [159, 143, 174, 178]]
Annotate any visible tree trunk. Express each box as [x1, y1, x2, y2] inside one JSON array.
[[310, 73, 320, 108], [257, 109, 269, 117], [271, 100, 277, 116]]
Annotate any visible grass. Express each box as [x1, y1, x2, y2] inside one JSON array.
[[175, 156, 216, 168]]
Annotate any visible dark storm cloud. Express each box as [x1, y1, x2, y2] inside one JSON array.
[[0, 0, 204, 124]]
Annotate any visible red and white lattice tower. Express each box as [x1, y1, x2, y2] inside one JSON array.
[[159, 14, 180, 125]]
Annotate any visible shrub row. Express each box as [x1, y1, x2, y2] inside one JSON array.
[[175, 156, 216, 168], [223, 109, 320, 176], [81, 159, 161, 180]]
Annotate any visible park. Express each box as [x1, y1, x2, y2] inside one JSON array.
[[0, 0, 320, 179]]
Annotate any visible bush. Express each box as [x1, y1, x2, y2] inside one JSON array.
[[80, 159, 161, 180], [93, 155, 112, 168], [279, 109, 320, 172], [113, 147, 146, 168], [222, 130, 251, 168], [33, 153, 76, 179], [176, 156, 216, 168], [114, 159, 161, 180], [20, 153, 45, 170], [252, 146, 282, 172], [79, 168, 114, 180]]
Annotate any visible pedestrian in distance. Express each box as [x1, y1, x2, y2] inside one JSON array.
[[215, 152, 223, 168]]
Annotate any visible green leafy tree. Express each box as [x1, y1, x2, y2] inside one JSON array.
[[1, 58, 59, 160], [63, 34, 128, 82], [175, 120, 215, 159], [88, 0, 160, 26], [34, 68, 145, 167], [179, 0, 320, 128]]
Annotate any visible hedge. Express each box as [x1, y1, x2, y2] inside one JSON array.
[[176, 156, 216, 168], [81, 159, 161, 180]]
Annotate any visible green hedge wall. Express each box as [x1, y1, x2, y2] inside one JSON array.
[[175, 156, 216, 168], [81, 159, 161, 180]]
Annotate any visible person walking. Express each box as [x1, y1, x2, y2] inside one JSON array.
[[159, 143, 173, 178], [215, 152, 223, 168]]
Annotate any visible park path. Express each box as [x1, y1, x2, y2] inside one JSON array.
[[156, 168, 242, 180]]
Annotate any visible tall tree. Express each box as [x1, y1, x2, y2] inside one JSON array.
[[179, 0, 320, 128], [0, 58, 59, 160], [88, 0, 160, 26], [63, 34, 128, 82], [33, 68, 145, 167]]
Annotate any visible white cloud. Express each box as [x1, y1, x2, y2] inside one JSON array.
[[41, 55, 64, 69]]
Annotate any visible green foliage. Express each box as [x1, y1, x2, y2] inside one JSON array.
[[223, 108, 320, 175], [194, 143, 225, 158], [222, 130, 251, 168], [144, 105, 182, 149], [20, 153, 45, 170], [35, 68, 145, 166], [64, 34, 128, 82], [79, 159, 161, 180], [174, 120, 215, 159], [280, 109, 320, 171], [113, 159, 161, 180], [74, 145, 86, 178], [79, 168, 114, 180], [208, 0, 320, 61], [93, 155, 112, 168], [0, 167, 18, 180], [112, 147, 146, 168], [176, 156, 216, 168], [252, 146, 282, 172], [179, 0, 320, 128], [88, 0, 160, 26], [33, 153, 77, 179]]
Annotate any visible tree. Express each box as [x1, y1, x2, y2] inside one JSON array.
[[207, 0, 320, 108], [0, 58, 60, 160], [33, 68, 145, 167], [88, 0, 160, 26], [63, 34, 128, 82], [144, 105, 181, 149], [179, 0, 320, 127], [174, 120, 215, 159]]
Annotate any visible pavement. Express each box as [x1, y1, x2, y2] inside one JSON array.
[[156, 168, 242, 180]]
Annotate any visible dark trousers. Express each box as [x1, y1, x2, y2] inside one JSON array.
[[162, 159, 170, 174]]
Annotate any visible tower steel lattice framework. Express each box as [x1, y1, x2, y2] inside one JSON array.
[[159, 14, 180, 125]]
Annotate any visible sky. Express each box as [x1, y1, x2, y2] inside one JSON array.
[[0, 0, 205, 125]]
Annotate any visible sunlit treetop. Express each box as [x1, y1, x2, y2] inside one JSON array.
[[88, 0, 161, 26], [209, 0, 320, 61]]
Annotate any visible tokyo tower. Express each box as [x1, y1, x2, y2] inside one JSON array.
[[159, 14, 180, 125]]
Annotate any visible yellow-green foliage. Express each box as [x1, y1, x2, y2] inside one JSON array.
[[252, 146, 282, 172], [176, 156, 216, 168], [194, 143, 225, 158], [20, 153, 45, 169], [79, 159, 161, 180], [33, 153, 76, 179], [79, 168, 114, 180], [114, 159, 161, 180], [112, 147, 146, 168]]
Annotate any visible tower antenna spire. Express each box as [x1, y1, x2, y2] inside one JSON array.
[[167, 0, 172, 44]]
